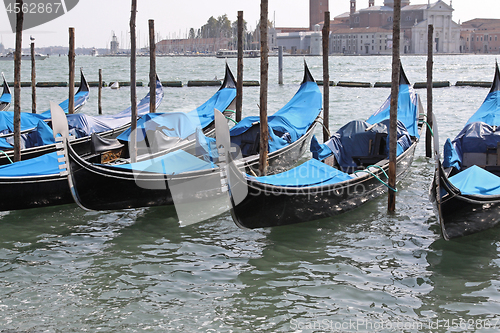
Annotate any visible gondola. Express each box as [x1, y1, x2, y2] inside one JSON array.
[[0, 72, 161, 165], [228, 64, 424, 229], [0, 68, 89, 138], [0, 73, 12, 111], [0, 65, 236, 212], [430, 62, 500, 240], [61, 62, 322, 212]]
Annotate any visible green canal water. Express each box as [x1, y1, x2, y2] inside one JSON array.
[[0, 54, 499, 332]]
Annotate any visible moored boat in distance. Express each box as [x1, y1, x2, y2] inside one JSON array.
[[216, 49, 259, 58], [430, 61, 500, 240], [0, 52, 48, 60]]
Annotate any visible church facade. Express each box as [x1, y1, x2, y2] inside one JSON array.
[[275, 0, 462, 55]]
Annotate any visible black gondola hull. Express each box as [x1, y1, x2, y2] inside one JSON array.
[[430, 164, 500, 239], [0, 175, 72, 211]]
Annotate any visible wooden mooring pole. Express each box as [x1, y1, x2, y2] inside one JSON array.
[[130, 0, 138, 163], [13, 0, 23, 162], [426, 24, 434, 158], [388, 0, 401, 212], [98, 69, 103, 115], [236, 10, 243, 123], [149, 19, 156, 113], [259, 0, 269, 176], [31, 38, 36, 113], [68, 27, 75, 114], [322, 11, 330, 142], [278, 46, 283, 85]]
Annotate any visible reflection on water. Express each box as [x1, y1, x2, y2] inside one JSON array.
[[1, 55, 500, 331]]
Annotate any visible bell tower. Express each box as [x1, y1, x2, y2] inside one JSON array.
[[369, 0, 375, 7], [310, 0, 329, 30], [350, 0, 356, 15]]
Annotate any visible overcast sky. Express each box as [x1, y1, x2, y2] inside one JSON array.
[[0, 0, 499, 50]]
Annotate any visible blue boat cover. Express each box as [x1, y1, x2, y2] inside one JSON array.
[[442, 122, 500, 170], [444, 63, 500, 169], [0, 92, 11, 103], [466, 62, 500, 126], [0, 111, 46, 135], [0, 151, 60, 177], [0, 78, 164, 150], [247, 158, 353, 187], [117, 85, 235, 143], [230, 80, 322, 155], [449, 165, 500, 196], [312, 119, 412, 169], [466, 90, 500, 126], [366, 84, 420, 138], [39, 90, 90, 118], [108, 149, 214, 174]]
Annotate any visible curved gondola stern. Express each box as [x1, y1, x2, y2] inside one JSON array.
[[490, 60, 500, 94], [302, 60, 316, 84], [50, 100, 92, 211], [219, 62, 237, 90], [76, 68, 90, 94], [0, 72, 11, 111], [399, 62, 411, 86]]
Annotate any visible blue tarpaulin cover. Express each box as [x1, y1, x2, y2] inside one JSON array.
[[247, 158, 353, 187], [443, 64, 500, 169], [108, 149, 214, 174], [0, 79, 164, 150], [0, 92, 11, 103], [0, 151, 60, 177], [449, 165, 500, 196], [39, 91, 90, 118], [117, 85, 235, 143], [230, 80, 322, 155], [312, 119, 412, 169], [366, 84, 420, 138], [442, 121, 500, 170]]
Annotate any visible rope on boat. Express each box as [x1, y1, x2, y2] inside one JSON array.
[[226, 117, 238, 124], [419, 113, 434, 137], [354, 164, 398, 193], [0, 150, 13, 164], [316, 116, 331, 138]]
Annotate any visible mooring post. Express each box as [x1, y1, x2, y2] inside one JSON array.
[[149, 19, 156, 113], [278, 46, 283, 85], [426, 24, 434, 158], [259, 0, 269, 176], [13, 0, 23, 162], [388, 0, 401, 212], [130, 0, 138, 163], [236, 10, 244, 123], [98, 69, 103, 115], [68, 27, 75, 115], [31, 37, 36, 113], [322, 11, 330, 142]]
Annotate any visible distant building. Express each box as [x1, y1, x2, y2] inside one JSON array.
[[110, 32, 119, 54], [156, 38, 232, 54], [460, 19, 500, 54], [310, 0, 329, 30], [276, 0, 462, 55]]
